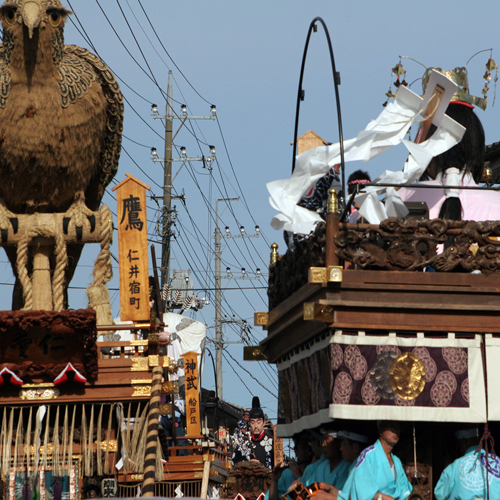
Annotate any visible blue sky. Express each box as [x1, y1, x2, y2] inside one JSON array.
[[1, 0, 500, 420]]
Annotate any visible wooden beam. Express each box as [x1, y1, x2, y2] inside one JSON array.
[[262, 269, 500, 362], [0, 212, 103, 246], [32, 244, 53, 310]]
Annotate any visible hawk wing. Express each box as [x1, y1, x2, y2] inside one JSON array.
[[0, 32, 13, 108], [60, 44, 124, 210]]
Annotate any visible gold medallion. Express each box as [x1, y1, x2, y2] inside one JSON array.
[[389, 352, 426, 400]]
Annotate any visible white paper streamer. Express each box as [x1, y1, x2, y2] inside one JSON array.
[[444, 167, 461, 198], [267, 74, 466, 230]]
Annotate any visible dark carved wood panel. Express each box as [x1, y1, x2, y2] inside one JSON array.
[[336, 218, 500, 272], [268, 223, 325, 309]]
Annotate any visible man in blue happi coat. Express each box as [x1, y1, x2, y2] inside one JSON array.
[[300, 428, 327, 485], [434, 427, 500, 500], [336, 428, 370, 500], [279, 428, 327, 500], [306, 426, 369, 500], [348, 421, 412, 500], [266, 431, 314, 500], [306, 428, 351, 493]]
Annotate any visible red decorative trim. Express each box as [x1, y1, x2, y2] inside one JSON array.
[[450, 101, 474, 109]]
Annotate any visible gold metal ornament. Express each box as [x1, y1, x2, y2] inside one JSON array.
[[131, 357, 149, 371], [308, 267, 327, 283], [270, 243, 279, 265], [389, 352, 426, 400], [254, 312, 269, 326], [100, 440, 118, 452], [131, 385, 151, 397], [327, 188, 338, 214], [20, 384, 60, 400], [392, 62, 406, 78], [148, 355, 159, 367], [328, 266, 343, 282], [483, 163, 493, 187]]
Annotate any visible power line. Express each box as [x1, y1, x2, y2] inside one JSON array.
[[223, 348, 277, 399]]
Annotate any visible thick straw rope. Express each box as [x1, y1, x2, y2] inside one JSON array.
[[16, 217, 68, 311], [87, 205, 113, 329], [141, 365, 164, 495], [14, 205, 113, 313]]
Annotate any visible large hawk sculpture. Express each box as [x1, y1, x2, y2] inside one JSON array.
[[0, 0, 123, 308]]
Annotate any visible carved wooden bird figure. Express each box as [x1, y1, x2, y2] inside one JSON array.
[[0, 0, 123, 308]]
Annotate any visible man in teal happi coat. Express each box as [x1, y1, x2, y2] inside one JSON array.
[[307, 427, 370, 500], [300, 428, 327, 485], [348, 421, 412, 500], [308, 429, 350, 489], [435, 427, 500, 500], [266, 431, 313, 500]]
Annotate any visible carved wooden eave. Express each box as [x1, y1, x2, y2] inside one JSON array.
[[260, 269, 500, 364]]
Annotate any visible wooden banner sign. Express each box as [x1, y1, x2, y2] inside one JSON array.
[[181, 351, 201, 435], [273, 424, 284, 466], [112, 174, 151, 321]]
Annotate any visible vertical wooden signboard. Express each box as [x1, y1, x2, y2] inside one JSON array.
[[273, 424, 284, 466], [182, 351, 201, 435], [112, 174, 150, 321]]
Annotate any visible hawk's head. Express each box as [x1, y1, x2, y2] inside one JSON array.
[[0, 0, 71, 39]]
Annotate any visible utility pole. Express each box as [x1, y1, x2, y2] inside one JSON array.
[[151, 72, 217, 304], [162, 71, 173, 291], [214, 198, 261, 399]]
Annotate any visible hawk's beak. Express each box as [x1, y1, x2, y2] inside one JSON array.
[[22, 0, 41, 39]]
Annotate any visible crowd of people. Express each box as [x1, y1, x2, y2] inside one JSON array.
[[264, 421, 413, 500], [230, 415, 500, 500]]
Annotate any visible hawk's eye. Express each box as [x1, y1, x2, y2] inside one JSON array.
[[48, 9, 61, 27], [3, 7, 16, 25]]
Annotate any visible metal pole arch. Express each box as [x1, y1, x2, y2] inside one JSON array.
[[291, 17, 346, 213]]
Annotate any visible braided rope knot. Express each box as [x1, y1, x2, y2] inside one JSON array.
[[16, 218, 68, 311]]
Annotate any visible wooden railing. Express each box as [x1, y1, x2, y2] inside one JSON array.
[[268, 215, 500, 308], [117, 434, 231, 483]]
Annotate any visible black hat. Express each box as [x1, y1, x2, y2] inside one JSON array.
[[249, 396, 264, 419]]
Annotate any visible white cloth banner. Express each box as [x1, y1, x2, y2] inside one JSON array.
[[162, 312, 207, 380], [328, 332, 486, 423], [276, 331, 486, 437], [267, 73, 466, 230]]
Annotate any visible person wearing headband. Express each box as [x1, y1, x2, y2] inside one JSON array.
[[310, 427, 370, 500], [300, 428, 328, 485], [347, 170, 372, 224], [434, 426, 500, 500], [303, 428, 350, 498]]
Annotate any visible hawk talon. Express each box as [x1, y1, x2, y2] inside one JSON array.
[[63, 217, 70, 235], [1, 228, 7, 243], [76, 225, 83, 241], [9, 218, 18, 234], [87, 214, 96, 233]]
